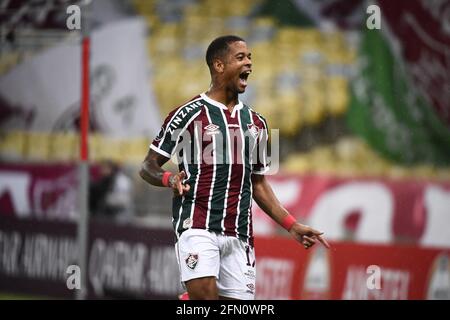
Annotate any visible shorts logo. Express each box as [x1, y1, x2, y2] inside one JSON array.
[[244, 269, 256, 280], [246, 283, 255, 294], [185, 253, 199, 270], [205, 124, 220, 135], [247, 124, 260, 139]]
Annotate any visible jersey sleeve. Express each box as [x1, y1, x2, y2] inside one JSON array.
[[252, 113, 270, 175], [150, 102, 202, 158]]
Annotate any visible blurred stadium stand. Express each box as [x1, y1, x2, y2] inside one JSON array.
[[2, 0, 449, 181]]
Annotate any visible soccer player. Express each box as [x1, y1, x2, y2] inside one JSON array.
[[140, 35, 330, 300]]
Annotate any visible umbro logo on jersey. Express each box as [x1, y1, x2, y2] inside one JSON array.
[[247, 124, 260, 139], [205, 124, 220, 135]]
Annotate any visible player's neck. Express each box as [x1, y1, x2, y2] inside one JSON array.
[[205, 86, 239, 111]]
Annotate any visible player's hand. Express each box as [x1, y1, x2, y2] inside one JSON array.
[[169, 171, 191, 196], [289, 223, 330, 250]]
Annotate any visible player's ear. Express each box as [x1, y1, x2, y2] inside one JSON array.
[[213, 58, 225, 74]]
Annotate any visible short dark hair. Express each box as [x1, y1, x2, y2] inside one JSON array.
[[205, 35, 245, 70]]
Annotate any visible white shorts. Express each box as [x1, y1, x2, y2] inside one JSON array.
[[175, 228, 256, 300]]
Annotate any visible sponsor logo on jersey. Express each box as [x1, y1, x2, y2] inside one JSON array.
[[185, 253, 199, 270]]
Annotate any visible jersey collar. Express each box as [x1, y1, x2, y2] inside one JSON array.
[[200, 92, 243, 112]]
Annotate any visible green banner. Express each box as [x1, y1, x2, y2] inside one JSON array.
[[347, 29, 450, 166]]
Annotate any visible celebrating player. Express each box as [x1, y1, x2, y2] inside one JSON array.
[[140, 35, 330, 300]]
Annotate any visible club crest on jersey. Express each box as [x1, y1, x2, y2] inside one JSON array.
[[247, 124, 260, 139], [205, 123, 220, 135], [185, 253, 199, 270], [182, 218, 192, 229]]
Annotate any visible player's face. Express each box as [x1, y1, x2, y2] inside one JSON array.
[[222, 41, 252, 94]]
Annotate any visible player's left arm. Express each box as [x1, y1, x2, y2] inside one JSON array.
[[251, 174, 330, 249]]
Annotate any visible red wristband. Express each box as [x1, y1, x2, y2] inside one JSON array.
[[162, 171, 172, 187], [281, 214, 296, 231]]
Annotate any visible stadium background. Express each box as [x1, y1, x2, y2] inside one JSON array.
[[0, 0, 449, 299]]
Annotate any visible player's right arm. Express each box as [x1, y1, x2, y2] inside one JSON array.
[[139, 149, 190, 195], [139, 98, 202, 196]]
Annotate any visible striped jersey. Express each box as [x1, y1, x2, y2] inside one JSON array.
[[150, 93, 269, 246]]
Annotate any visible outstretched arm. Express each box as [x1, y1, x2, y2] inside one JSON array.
[[252, 174, 330, 249], [139, 149, 190, 196]]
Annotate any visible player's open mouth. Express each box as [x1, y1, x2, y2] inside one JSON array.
[[239, 70, 251, 87]]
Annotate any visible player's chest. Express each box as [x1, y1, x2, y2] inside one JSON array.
[[196, 108, 259, 139]]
